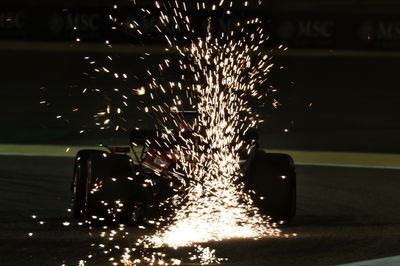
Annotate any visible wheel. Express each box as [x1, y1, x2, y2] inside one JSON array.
[[71, 150, 104, 219], [72, 149, 164, 224], [247, 150, 296, 223], [85, 152, 134, 223]]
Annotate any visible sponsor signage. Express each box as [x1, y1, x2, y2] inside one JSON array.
[[0, 7, 400, 50], [274, 17, 336, 47], [46, 10, 107, 40], [358, 19, 400, 49]]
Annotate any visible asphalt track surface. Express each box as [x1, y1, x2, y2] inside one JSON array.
[[1, 155, 400, 266]]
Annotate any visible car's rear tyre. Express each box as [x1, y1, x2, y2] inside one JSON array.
[[71, 150, 105, 219], [85, 152, 134, 224], [247, 150, 296, 223]]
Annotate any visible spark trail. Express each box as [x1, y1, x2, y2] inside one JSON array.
[[145, 33, 280, 249], [118, 0, 282, 263], [71, 1, 288, 265]]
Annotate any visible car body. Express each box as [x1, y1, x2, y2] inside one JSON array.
[[71, 129, 296, 224]]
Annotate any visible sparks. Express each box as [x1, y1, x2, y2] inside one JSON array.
[[72, 1, 288, 264], [116, 0, 281, 263]]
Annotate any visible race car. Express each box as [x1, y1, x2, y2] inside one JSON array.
[[71, 129, 296, 224]]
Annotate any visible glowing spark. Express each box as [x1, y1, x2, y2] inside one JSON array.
[[62, 221, 70, 226], [134, 86, 146, 95]]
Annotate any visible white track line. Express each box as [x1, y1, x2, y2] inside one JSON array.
[[296, 162, 400, 170], [336, 255, 400, 266], [0, 153, 74, 157]]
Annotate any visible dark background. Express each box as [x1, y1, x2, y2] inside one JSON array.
[[1, 0, 400, 152], [1, 2, 400, 265]]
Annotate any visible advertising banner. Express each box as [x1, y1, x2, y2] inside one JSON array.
[[0, 7, 400, 50]]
